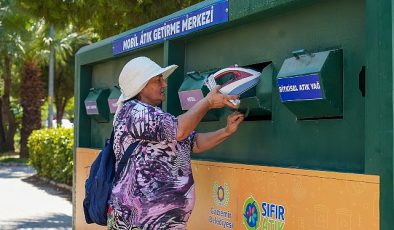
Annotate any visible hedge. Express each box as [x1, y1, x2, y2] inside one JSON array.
[[28, 128, 73, 185]]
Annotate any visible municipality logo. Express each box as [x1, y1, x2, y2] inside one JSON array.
[[213, 182, 230, 207], [243, 196, 260, 230], [210, 182, 234, 228]]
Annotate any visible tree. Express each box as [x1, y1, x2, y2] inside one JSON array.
[[72, 0, 203, 38], [0, 0, 27, 153], [14, 0, 202, 128], [39, 24, 97, 126], [19, 19, 47, 158], [15, 0, 98, 128], [15, 0, 76, 129], [19, 60, 45, 157], [54, 25, 97, 125], [0, 0, 204, 156], [18, 19, 94, 157], [16, 0, 203, 38]]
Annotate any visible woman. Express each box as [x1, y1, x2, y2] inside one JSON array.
[[108, 57, 244, 230]]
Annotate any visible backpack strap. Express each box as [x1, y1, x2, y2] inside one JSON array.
[[114, 138, 140, 183]]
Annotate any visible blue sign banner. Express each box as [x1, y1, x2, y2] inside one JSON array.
[[112, 0, 229, 55], [277, 74, 324, 102]]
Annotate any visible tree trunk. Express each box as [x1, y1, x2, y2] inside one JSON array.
[[0, 55, 16, 153], [55, 96, 69, 127], [54, 69, 73, 127], [0, 99, 6, 152], [20, 60, 45, 159], [55, 100, 64, 126]]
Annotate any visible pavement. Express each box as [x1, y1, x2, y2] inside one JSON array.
[[0, 165, 72, 230]]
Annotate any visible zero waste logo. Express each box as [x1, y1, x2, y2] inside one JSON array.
[[243, 196, 260, 230], [242, 196, 286, 230]]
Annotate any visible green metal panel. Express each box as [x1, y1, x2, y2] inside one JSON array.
[[238, 63, 273, 119], [229, 0, 316, 21], [108, 86, 121, 114], [163, 39, 186, 117], [365, 0, 394, 229], [74, 0, 394, 228], [74, 64, 92, 148], [177, 68, 222, 121], [178, 70, 215, 93], [277, 49, 343, 119], [177, 63, 273, 120], [77, 0, 369, 171], [75, 46, 164, 149], [186, 0, 365, 173], [84, 88, 110, 122], [89, 47, 164, 148]]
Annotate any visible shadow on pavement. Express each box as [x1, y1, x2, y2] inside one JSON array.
[[3, 213, 72, 230], [22, 174, 72, 202], [0, 165, 35, 179], [0, 165, 72, 229]]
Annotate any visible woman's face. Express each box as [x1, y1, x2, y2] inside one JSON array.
[[138, 74, 167, 106]]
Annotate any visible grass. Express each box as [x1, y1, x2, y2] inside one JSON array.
[[0, 152, 28, 164]]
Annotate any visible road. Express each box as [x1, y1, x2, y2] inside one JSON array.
[[0, 165, 72, 230]]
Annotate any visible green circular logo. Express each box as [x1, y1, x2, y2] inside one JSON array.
[[243, 196, 260, 230]]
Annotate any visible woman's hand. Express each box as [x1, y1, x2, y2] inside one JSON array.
[[224, 111, 244, 135], [192, 111, 244, 153], [206, 86, 240, 109], [177, 87, 240, 141]]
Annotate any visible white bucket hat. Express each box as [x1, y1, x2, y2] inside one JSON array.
[[114, 56, 178, 123]]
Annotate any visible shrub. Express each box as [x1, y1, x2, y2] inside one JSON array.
[[28, 128, 73, 185]]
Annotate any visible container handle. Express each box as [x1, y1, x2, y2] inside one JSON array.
[[292, 49, 313, 59]]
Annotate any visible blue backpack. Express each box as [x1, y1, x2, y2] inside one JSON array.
[[83, 130, 139, 226]]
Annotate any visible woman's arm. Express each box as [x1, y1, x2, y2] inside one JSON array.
[[176, 87, 239, 141], [192, 112, 244, 153]]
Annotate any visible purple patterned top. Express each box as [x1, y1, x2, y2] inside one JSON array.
[[108, 99, 196, 229]]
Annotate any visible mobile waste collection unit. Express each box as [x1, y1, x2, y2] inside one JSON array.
[[74, 0, 393, 229]]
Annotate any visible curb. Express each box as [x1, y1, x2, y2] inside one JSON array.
[[37, 176, 72, 192], [0, 162, 29, 167]]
